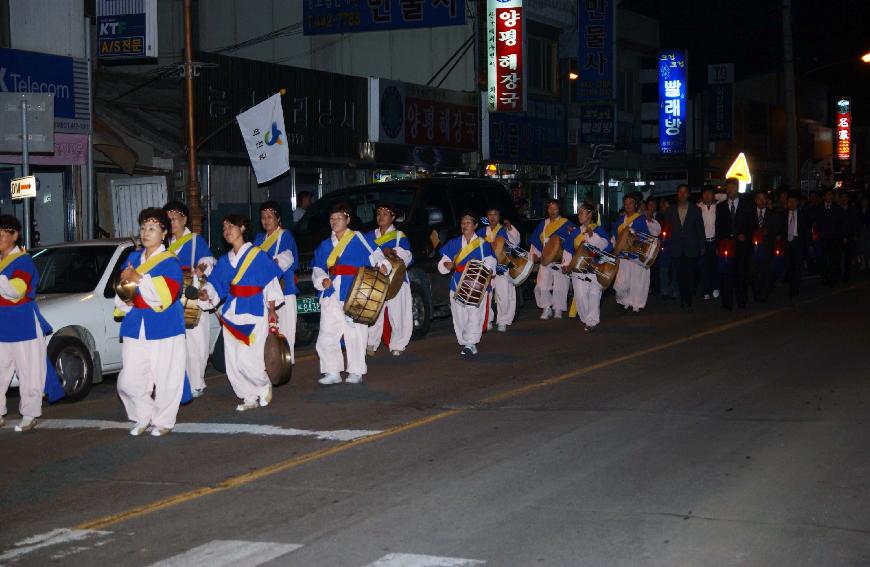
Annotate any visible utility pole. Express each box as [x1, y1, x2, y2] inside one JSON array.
[[781, 0, 799, 192], [183, 0, 204, 234]]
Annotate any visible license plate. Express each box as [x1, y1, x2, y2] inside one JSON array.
[[296, 295, 320, 314]]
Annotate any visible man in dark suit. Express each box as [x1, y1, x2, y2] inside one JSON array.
[[665, 184, 706, 309], [748, 190, 783, 303], [715, 177, 755, 310], [814, 188, 846, 286], [784, 192, 810, 297]]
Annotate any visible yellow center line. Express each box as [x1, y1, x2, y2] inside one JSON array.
[[75, 282, 865, 531]]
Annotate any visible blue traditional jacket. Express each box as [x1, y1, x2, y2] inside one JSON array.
[[168, 230, 212, 270], [366, 227, 412, 284], [209, 245, 282, 318], [253, 229, 299, 296], [312, 231, 377, 302], [439, 235, 495, 292], [530, 217, 577, 253], [118, 249, 185, 340], [0, 249, 52, 342]]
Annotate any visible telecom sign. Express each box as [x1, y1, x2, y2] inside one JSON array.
[[303, 0, 465, 35], [835, 98, 851, 163], [659, 50, 687, 155], [97, 0, 158, 59]]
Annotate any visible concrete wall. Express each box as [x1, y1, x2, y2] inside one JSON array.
[[9, 0, 85, 58]]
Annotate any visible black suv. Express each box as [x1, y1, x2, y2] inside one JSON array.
[[291, 177, 522, 345]]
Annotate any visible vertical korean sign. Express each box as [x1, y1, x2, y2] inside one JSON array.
[[577, 0, 615, 101], [659, 50, 687, 155], [487, 0, 525, 113], [835, 98, 851, 164]]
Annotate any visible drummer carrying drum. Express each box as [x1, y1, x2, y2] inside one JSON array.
[[312, 203, 392, 385], [611, 192, 662, 313], [365, 202, 414, 357], [437, 211, 497, 357], [477, 206, 521, 332], [530, 199, 577, 320], [564, 203, 612, 332]]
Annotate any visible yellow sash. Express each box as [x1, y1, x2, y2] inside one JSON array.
[[486, 224, 502, 243], [618, 213, 640, 235], [168, 232, 193, 255], [573, 222, 599, 250], [136, 250, 175, 275], [453, 236, 481, 266], [231, 247, 261, 285], [0, 250, 26, 274], [543, 217, 567, 239], [327, 230, 356, 269], [258, 229, 283, 254], [375, 230, 399, 246]]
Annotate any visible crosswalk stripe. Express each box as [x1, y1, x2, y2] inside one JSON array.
[[0, 528, 111, 563], [147, 540, 303, 567], [365, 554, 486, 567], [26, 419, 381, 441]]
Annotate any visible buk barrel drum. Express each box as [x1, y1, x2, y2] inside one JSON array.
[[583, 243, 620, 289], [491, 235, 509, 265], [507, 248, 533, 286], [539, 237, 563, 266], [455, 260, 493, 307], [623, 231, 660, 268], [384, 255, 407, 300], [343, 267, 390, 325], [567, 243, 595, 274], [264, 331, 293, 386], [181, 271, 203, 329]]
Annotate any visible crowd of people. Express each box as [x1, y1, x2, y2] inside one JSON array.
[[1, 178, 867, 436]]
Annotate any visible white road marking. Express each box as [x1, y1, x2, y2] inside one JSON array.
[[365, 554, 486, 567], [26, 419, 381, 441], [0, 528, 111, 564], [147, 540, 303, 567]]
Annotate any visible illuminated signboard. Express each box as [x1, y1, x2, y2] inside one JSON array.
[[659, 50, 687, 154], [577, 0, 615, 101], [487, 0, 525, 113], [303, 0, 466, 35], [836, 98, 851, 162], [97, 0, 158, 60]]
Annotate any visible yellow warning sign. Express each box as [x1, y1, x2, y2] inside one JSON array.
[[725, 153, 751, 183]]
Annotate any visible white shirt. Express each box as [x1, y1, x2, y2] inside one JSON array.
[[698, 202, 717, 239], [788, 210, 798, 242]]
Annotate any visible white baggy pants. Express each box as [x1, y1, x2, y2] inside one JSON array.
[[614, 260, 651, 311], [571, 275, 603, 327], [277, 294, 297, 364], [450, 292, 486, 347], [317, 295, 367, 375], [535, 263, 570, 312], [118, 334, 186, 429], [367, 281, 413, 352], [490, 273, 516, 326], [223, 315, 271, 403], [185, 311, 211, 391], [0, 334, 46, 419]]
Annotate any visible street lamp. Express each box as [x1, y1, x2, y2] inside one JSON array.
[[862, 52, 870, 64]]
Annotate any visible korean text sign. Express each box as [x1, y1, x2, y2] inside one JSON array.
[[836, 98, 851, 163], [303, 0, 465, 35], [487, 0, 525, 112], [659, 50, 687, 155], [577, 0, 615, 101]]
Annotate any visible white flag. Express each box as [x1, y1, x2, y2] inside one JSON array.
[[236, 93, 290, 184]]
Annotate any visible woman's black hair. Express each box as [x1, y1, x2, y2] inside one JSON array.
[[458, 209, 479, 224], [579, 202, 600, 225], [0, 214, 22, 246], [259, 200, 283, 226], [376, 201, 398, 216], [162, 200, 190, 225], [138, 208, 171, 233], [330, 202, 353, 217], [223, 214, 254, 243]]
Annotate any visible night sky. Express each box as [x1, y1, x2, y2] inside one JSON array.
[[622, 0, 870, 97]]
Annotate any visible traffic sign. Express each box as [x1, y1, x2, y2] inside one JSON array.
[[11, 175, 37, 200]]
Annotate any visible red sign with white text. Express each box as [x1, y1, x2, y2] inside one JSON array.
[[487, 0, 525, 113], [836, 98, 851, 162]]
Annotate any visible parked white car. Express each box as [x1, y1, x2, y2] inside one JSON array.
[[28, 239, 220, 401]]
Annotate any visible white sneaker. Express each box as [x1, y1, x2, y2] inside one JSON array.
[[129, 421, 150, 436], [703, 294, 711, 300], [486, 323, 493, 331], [318, 373, 342, 385], [15, 417, 38, 432], [191, 387, 205, 398], [540, 307, 552, 320], [258, 384, 272, 407], [713, 289, 720, 299], [553, 310, 563, 319], [235, 400, 259, 412], [346, 373, 363, 384], [391, 349, 403, 356], [0, 416, 5, 428], [366, 347, 377, 357], [497, 324, 507, 332], [150, 427, 171, 437], [467, 344, 478, 355]]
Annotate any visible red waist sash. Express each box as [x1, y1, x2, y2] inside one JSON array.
[[230, 284, 263, 297], [329, 265, 358, 277]]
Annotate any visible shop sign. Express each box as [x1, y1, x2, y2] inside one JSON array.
[[0, 48, 90, 134], [195, 52, 368, 160], [659, 50, 687, 154], [303, 0, 465, 35], [577, 0, 615, 101], [836, 97, 851, 163], [487, 0, 525, 112], [372, 78, 477, 151]]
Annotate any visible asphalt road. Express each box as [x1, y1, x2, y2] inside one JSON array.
[[1, 276, 869, 567]]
